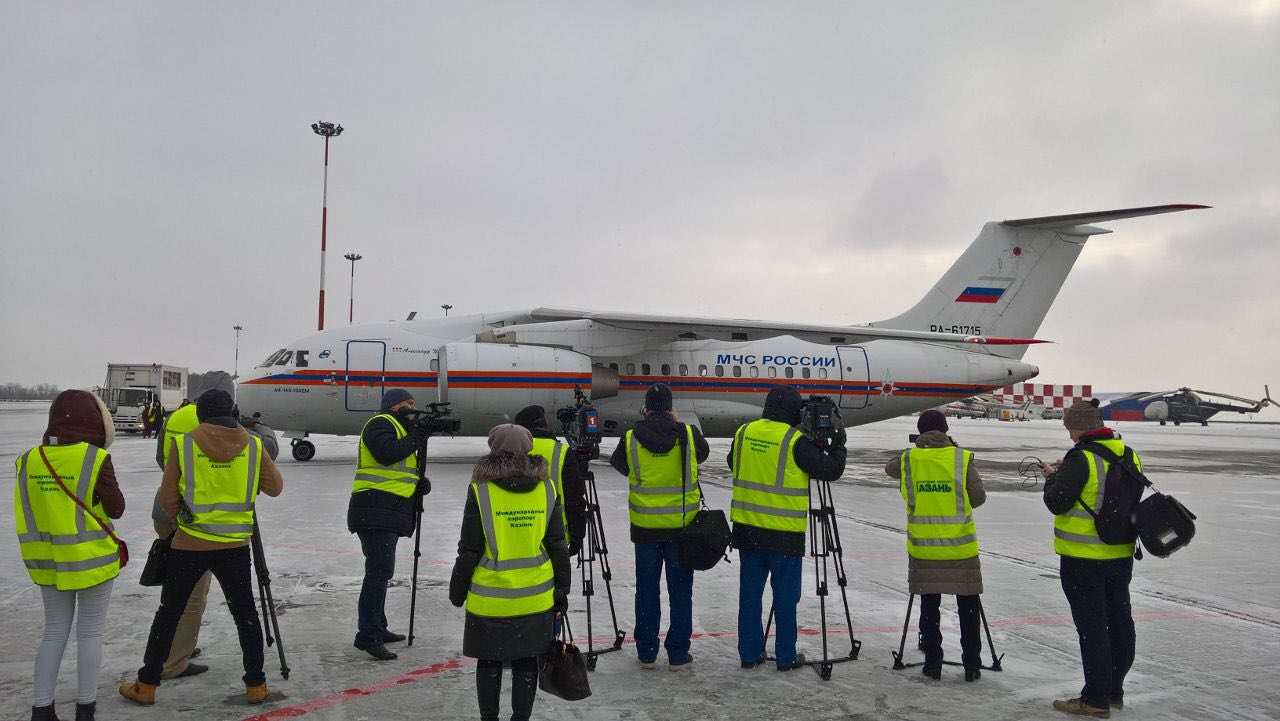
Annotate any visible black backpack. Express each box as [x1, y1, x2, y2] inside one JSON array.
[[1078, 442, 1197, 559]]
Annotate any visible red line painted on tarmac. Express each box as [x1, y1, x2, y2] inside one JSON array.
[[240, 657, 476, 721]]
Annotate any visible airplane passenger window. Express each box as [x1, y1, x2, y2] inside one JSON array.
[[661, 364, 671, 376], [733, 366, 742, 378], [818, 368, 827, 379], [715, 365, 724, 377], [749, 366, 759, 378], [802, 367, 811, 379], [275, 351, 293, 366], [626, 363, 636, 375], [699, 365, 708, 377], [784, 367, 794, 378], [768, 367, 777, 378], [430, 359, 439, 372], [642, 363, 651, 375], [679, 364, 689, 376], [609, 363, 618, 371]]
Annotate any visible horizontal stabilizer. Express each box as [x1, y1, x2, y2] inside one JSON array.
[[1003, 204, 1209, 230]]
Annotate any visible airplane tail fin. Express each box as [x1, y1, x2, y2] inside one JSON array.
[[871, 204, 1207, 359]]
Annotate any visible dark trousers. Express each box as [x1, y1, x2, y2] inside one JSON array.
[[356, 529, 399, 646], [1060, 555, 1136, 710], [139, 546, 264, 686], [737, 549, 803, 668], [918, 593, 982, 670], [633, 541, 694, 664], [476, 657, 538, 721]]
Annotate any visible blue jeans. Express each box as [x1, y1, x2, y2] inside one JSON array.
[[737, 548, 803, 668], [356, 529, 399, 646], [633, 542, 694, 664], [1060, 555, 1135, 710]]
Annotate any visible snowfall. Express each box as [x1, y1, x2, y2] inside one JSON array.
[[1, 401, 1278, 721]]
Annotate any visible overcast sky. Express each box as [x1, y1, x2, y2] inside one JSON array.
[[2, 1, 1277, 404]]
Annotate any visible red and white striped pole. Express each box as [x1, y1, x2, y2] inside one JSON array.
[[311, 121, 344, 331], [344, 253, 362, 324]]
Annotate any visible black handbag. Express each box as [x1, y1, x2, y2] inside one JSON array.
[[537, 622, 592, 701], [139, 532, 174, 587], [675, 428, 732, 571], [1079, 443, 1197, 559]]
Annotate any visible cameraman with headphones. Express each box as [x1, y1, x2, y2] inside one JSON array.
[[347, 389, 430, 661]]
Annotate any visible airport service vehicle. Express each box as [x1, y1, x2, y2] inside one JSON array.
[[236, 205, 1207, 461], [1101, 386, 1273, 426], [96, 363, 188, 433]]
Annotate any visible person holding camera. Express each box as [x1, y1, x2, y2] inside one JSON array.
[[608, 383, 710, 670], [884, 409, 986, 681], [728, 385, 847, 671], [1041, 400, 1140, 719], [514, 405, 588, 556], [449, 424, 572, 721], [347, 388, 430, 661]]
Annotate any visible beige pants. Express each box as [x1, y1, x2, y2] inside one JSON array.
[[154, 520, 212, 679]]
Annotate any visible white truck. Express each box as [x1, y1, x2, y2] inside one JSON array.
[[96, 364, 189, 433]]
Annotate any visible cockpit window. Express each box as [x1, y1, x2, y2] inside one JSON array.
[[294, 350, 309, 368], [258, 349, 287, 368], [274, 350, 294, 366]]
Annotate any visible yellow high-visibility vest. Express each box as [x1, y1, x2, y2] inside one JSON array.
[[529, 437, 571, 543], [14, 443, 120, 590], [900, 447, 979, 560], [730, 419, 810, 533], [466, 479, 557, 617], [1054, 438, 1139, 559], [626, 425, 700, 529], [161, 404, 200, 468], [352, 414, 418, 498], [177, 434, 262, 543]]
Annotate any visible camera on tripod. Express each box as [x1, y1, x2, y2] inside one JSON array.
[[405, 402, 462, 435], [557, 387, 601, 459], [801, 395, 842, 446]]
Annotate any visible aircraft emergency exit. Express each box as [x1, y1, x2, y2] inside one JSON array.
[[237, 204, 1207, 461]]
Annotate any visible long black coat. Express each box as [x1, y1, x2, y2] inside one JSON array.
[[449, 453, 572, 661]]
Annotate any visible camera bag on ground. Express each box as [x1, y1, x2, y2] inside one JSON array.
[[1079, 442, 1197, 558], [675, 427, 732, 571]]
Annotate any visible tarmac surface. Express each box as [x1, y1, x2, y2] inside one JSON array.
[[2, 401, 1279, 720]]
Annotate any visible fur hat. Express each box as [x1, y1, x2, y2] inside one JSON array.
[[196, 389, 235, 421], [917, 409, 949, 435], [645, 383, 673, 413], [513, 404, 547, 429], [487, 423, 533, 455], [1064, 399, 1104, 431], [380, 388, 415, 412]]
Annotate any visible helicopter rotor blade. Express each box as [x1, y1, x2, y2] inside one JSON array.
[[1187, 389, 1265, 406]]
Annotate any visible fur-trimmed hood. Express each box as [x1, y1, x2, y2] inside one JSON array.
[[471, 452, 548, 491], [44, 389, 114, 449]]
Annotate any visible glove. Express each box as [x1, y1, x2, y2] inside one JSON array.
[[416, 477, 433, 496], [567, 538, 582, 558], [834, 425, 847, 448], [553, 590, 569, 613]]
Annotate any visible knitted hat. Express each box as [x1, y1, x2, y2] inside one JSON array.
[[513, 404, 547, 429], [1064, 399, 1104, 431], [381, 388, 415, 412], [196, 389, 235, 421], [917, 409, 949, 435], [645, 383, 673, 413], [487, 423, 533, 455]]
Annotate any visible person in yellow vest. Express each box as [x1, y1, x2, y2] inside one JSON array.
[[729, 385, 846, 671], [1041, 400, 1139, 719], [515, 404, 587, 555], [16, 390, 125, 721], [347, 388, 431, 660], [120, 389, 284, 707], [885, 409, 986, 681], [607, 383, 709, 670], [449, 424, 572, 721]]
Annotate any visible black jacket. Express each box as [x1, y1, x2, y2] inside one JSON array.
[[725, 392, 848, 556], [609, 415, 711, 543], [1043, 428, 1120, 515], [530, 427, 589, 552], [347, 412, 427, 536]]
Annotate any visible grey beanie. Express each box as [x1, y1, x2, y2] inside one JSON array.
[[381, 389, 415, 412], [1064, 399, 1104, 431], [488, 423, 533, 455]]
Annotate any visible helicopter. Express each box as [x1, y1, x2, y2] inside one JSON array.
[[1099, 386, 1274, 426]]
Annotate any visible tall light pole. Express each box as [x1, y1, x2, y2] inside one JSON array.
[[441, 304, 453, 317], [311, 120, 344, 331], [344, 253, 363, 324], [233, 325, 243, 380]]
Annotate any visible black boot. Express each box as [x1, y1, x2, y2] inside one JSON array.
[[75, 702, 95, 721], [510, 666, 539, 721], [476, 661, 502, 721], [31, 704, 60, 721]]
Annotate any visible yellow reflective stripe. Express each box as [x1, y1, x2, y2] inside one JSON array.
[[629, 502, 688, 515], [628, 434, 643, 485], [18, 530, 111, 545], [469, 577, 556, 599], [187, 502, 254, 513], [731, 499, 808, 519], [477, 552, 550, 571], [732, 424, 747, 477], [475, 482, 502, 560], [908, 533, 978, 547], [774, 428, 798, 486], [733, 478, 808, 497], [188, 523, 255, 534], [1055, 528, 1110, 545]]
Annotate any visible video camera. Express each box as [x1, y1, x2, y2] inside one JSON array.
[[557, 387, 602, 459], [404, 402, 462, 436], [801, 394, 843, 447]]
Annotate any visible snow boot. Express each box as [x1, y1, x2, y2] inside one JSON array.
[[30, 704, 60, 721], [669, 653, 694, 672], [74, 702, 95, 721], [965, 667, 982, 682], [119, 680, 157, 706], [510, 666, 539, 721], [1053, 698, 1110, 718], [476, 662, 502, 721], [246, 682, 270, 704]]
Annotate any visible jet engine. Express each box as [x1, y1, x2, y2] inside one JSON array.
[[1143, 400, 1169, 421]]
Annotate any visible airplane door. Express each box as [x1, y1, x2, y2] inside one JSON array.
[[837, 346, 870, 410], [345, 341, 387, 412]]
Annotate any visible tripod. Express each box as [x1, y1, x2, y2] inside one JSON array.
[[408, 433, 433, 647], [250, 519, 290, 680], [762, 476, 861, 680], [890, 594, 1004, 672], [575, 453, 625, 670]]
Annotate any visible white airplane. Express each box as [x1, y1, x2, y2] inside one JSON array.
[[236, 204, 1206, 461]]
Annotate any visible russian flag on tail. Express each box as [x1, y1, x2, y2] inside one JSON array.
[[955, 286, 1007, 304]]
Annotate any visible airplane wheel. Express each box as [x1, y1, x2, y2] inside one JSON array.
[[1201, 421, 1209, 426], [1173, 421, 1181, 426], [291, 440, 316, 462], [1159, 420, 1166, 426]]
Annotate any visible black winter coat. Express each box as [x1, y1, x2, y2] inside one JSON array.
[[347, 412, 427, 537], [609, 415, 710, 543], [449, 453, 572, 661]]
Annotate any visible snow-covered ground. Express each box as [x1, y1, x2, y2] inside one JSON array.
[[2, 401, 1279, 721]]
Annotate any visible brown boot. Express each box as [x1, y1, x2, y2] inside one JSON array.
[[119, 680, 157, 706], [1053, 698, 1110, 718], [246, 682, 270, 704]]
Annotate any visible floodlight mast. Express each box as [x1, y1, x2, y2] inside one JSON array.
[[344, 253, 363, 323], [311, 121, 344, 331]]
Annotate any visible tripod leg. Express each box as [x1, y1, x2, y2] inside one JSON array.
[[408, 505, 423, 647], [761, 603, 774, 660], [251, 524, 290, 679], [978, 598, 1003, 671], [585, 470, 625, 649], [581, 508, 599, 668], [893, 594, 915, 669]]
